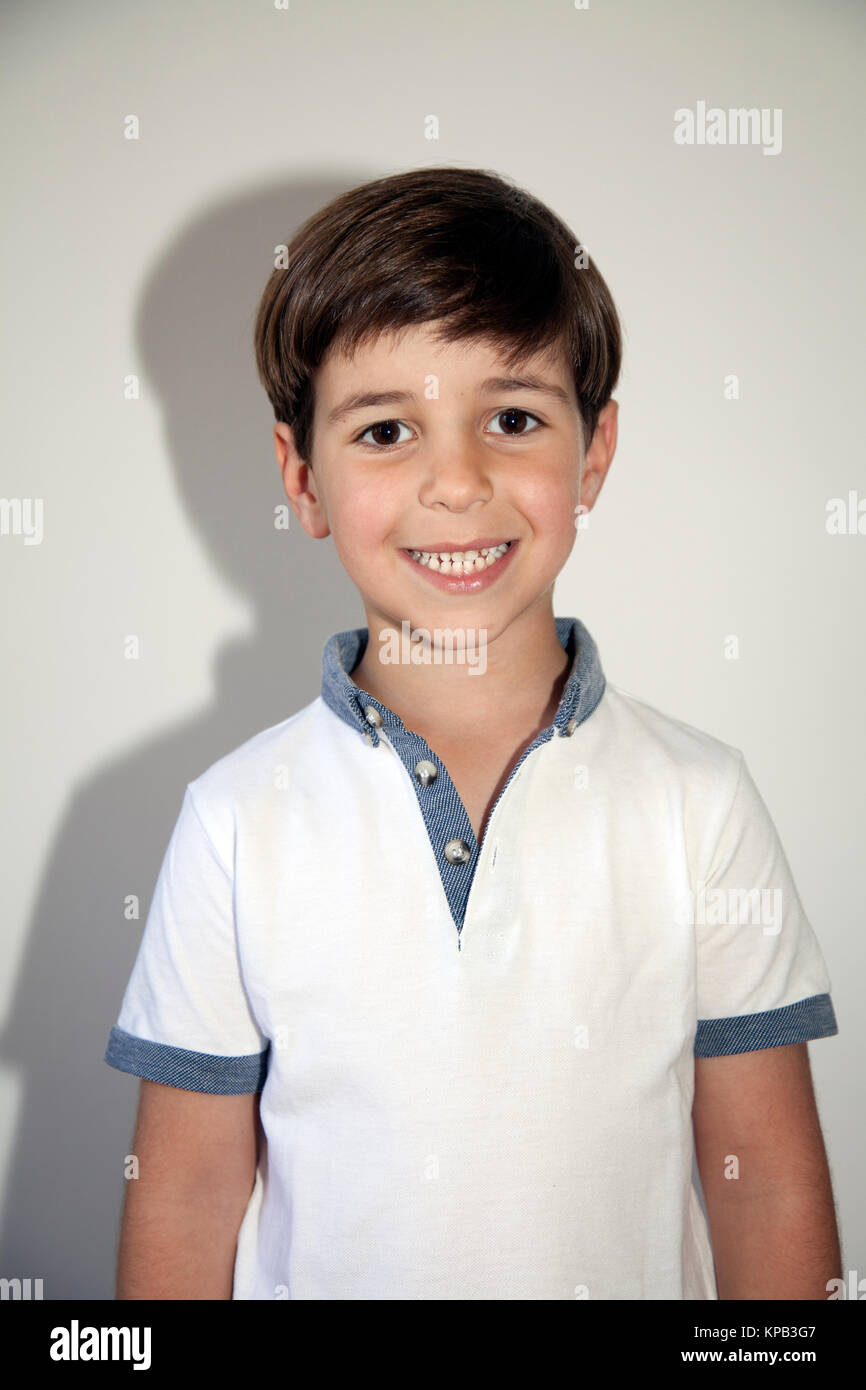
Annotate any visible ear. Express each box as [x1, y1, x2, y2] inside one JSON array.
[[579, 400, 618, 513], [273, 423, 330, 540]]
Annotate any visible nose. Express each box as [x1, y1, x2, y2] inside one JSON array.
[[416, 432, 495, 511]]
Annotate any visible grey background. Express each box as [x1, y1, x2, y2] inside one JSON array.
[[1, 0, 863, 1297]]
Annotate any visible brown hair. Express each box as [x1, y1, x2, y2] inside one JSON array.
[[254, 166, 622, 462]]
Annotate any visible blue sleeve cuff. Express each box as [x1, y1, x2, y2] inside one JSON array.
[[104, 1024, 269, 1094], [694, 993, 838, 1058]]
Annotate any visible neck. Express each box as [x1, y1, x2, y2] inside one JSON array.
[[349, 600, 573, 741]]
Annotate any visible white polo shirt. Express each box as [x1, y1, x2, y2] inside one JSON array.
[[104, 616, 838, 1300]]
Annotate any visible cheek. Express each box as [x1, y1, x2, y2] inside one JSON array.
[[327, 483, 398, 564], [517, 468, 580, 543]]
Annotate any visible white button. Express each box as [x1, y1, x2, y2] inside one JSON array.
[[444, 838, 471, 865], [364, 705, 382, 727], [414, 759, 438, 786], [563, 716, 578, 736]]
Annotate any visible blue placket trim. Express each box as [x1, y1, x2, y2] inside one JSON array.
[[321, 617, 606, 943]]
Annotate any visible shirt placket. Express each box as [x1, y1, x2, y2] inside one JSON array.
[[321, 616, 605, 950], [355, 697, 586, 950]]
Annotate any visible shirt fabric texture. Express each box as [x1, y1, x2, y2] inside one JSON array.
[[104, 616, 838, 1299]]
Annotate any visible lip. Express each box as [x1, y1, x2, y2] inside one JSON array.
[[399, 539, 519, 593], [405, 537, 515, 552]]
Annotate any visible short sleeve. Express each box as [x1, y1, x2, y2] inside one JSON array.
[[693, 752, 839, 1057], [104, 783, 269, 1093]]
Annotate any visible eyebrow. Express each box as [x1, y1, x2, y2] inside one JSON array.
[[326, 374, 572, 426]]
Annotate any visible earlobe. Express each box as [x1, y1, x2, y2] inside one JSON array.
[[579, 471, 602, 512]]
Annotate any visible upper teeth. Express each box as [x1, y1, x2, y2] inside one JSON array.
[[407, 542, 512, 574]]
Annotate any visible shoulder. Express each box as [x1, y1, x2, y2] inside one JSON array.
[[591, 683, 751, 873], [182, 694, 337, 852], [599, 681, 743, 795]]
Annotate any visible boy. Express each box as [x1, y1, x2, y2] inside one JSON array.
[[105, 167, 841, 1300]]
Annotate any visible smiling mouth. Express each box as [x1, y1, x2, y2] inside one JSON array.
[[404, 541, 514, 575]]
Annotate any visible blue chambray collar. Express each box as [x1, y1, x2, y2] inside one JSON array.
[[321, 616, 605, 747]]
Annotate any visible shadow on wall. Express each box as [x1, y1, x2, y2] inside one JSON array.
[[0, 173, 372, 1297]]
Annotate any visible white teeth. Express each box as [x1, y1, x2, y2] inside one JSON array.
[[407, 541, 512, 574]]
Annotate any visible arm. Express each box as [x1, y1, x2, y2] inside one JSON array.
[[693, 1042, 841, 1300], [116, 1078, 261, 1299]]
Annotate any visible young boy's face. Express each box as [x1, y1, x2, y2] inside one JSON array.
[[275, 321, 616, 645]]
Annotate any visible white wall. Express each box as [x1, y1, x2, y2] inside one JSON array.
[[1, 0, 863, 1296]]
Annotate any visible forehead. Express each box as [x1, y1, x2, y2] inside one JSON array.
[[315, 322, 574, 397]]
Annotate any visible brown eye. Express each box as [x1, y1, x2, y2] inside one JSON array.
[[487, 408, 542, 436], [358, 420, 410, 448]]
